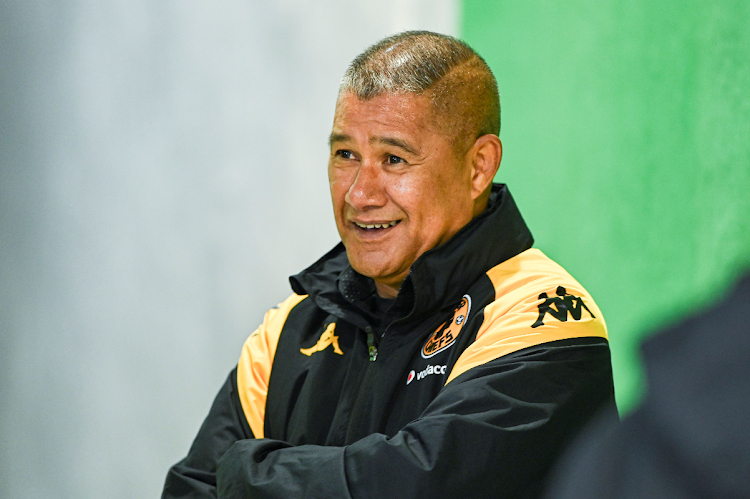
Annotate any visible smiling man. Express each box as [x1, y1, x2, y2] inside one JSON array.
[[329, 89, 496, 299], [163, 31, 616, 499]]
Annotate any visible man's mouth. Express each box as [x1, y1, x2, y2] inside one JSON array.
[[353, 220, 401, 230]]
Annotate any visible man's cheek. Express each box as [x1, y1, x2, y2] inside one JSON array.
[[329, 177, 352, 206], [386, 176, 423, 205]]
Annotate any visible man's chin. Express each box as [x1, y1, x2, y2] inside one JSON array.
[[347, 256, 405, 284]]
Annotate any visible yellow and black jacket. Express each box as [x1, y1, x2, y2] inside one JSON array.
[[163, 184, 616, 499]]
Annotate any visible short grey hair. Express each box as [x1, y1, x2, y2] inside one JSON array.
[[340, 31, 500, 138]]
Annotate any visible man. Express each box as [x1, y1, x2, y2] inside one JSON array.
[[163, 31, 615, 499]]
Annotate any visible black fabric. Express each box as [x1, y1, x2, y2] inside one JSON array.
[[162, 369, 252, 499], [371, 295, 395, 318], [263, 300, 356, 446], [543, 272, 750, 499]]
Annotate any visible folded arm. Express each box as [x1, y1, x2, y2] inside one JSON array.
[[217, 338, 615, 499]]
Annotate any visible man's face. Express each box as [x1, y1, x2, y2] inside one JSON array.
[[328, 91, 476, 297]]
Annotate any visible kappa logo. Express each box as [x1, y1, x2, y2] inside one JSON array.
[[300, 323, 343, 356], [406, 365, 447, 385], [531, 286, 595, 328], [421, 295, 471, 359]]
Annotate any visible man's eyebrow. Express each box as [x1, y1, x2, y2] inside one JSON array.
[[328, 133, 419, 156], [328, 133, 350, 147], [373, 136, 419, 156]]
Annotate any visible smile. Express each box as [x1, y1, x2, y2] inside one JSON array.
[[353, 220, 401, 230]]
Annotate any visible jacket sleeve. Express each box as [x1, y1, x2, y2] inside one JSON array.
[[162, 294, 304, 498], [215, 337, 616, 499], [162, 368, 253, 499]]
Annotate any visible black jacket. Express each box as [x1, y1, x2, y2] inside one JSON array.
[[163, 184, 616, 499]]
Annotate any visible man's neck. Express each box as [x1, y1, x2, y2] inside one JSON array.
[[375, 280, 400, 299]]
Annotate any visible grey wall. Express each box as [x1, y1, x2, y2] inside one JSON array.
[[0, 1, 458, 497]]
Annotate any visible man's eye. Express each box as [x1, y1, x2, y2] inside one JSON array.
[[386, 155, 404, 164], [336, 150, 354, 159]]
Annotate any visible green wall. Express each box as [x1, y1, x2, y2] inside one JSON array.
[[461, 0, 750, 411]]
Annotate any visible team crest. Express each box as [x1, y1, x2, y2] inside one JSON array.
[[421, 295, 471, 359]]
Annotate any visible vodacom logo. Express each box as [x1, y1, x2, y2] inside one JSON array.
[[406, 365, 447, 385]]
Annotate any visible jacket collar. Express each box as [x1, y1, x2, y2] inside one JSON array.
[[290, 184, 533, 329]]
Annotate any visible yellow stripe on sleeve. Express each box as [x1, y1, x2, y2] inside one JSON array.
[[236, 293, 307, 438], [446, 249, 607, 384]]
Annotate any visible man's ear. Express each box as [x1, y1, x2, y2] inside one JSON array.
[[469, 134, 502, 200]]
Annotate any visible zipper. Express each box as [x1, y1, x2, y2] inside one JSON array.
[[365, 326, 378, 361], [365, 267, 413, 361], [377, 268, 413, 345]]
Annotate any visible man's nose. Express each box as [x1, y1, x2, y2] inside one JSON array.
[[345, 161, 386, 210]]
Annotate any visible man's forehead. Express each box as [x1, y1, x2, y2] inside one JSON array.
[[331, 91, 437, 138]]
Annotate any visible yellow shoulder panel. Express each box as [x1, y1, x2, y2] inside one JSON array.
[[446, 249, 607, 384], [236, 293, 307, 438]]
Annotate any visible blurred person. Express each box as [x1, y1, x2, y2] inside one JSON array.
[[543, 270, 750, 499], [162, 31, 616, 499]]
